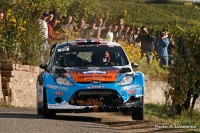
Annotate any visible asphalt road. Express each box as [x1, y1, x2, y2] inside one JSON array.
[[0, 107, 190, 133]]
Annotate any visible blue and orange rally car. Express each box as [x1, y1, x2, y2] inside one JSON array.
[[36, 38, 145, 120]]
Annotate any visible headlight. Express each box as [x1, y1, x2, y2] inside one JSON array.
[[56, 77, 73, 86], [117, 75, 133, 86]]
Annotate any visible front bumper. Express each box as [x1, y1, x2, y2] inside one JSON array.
[[48, 100, 143, 113]]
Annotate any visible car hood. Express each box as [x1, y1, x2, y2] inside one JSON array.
[[61, 66, 133, 83]]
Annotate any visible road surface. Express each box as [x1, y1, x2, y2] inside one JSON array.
[[0, 107, 190, 133]]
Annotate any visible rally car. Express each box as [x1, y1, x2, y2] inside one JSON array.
[[36, 38, 145, 120]]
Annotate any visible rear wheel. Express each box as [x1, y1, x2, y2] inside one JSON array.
[[43, 88, 56, 119]]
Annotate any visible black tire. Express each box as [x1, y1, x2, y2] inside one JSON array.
[[43, 88, 56, 119], [36, 81, 43, 115], [132, 107, 144, 120], [37, 107, 43, 115]]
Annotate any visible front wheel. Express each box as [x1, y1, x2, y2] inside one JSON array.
[[132, 107, 144, 120], [37, 81, 43, 115], [43, 88, 56, 119]]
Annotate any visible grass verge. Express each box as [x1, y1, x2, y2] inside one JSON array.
[[145, 103, 200, 132], [0, 101, 12, 107]]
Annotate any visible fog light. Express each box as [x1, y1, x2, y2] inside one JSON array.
[[55, 97, 62, 103]]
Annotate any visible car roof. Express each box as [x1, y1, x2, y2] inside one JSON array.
[[56, 38, 122, 49]]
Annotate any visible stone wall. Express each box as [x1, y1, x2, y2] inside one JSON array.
[[0, 63, 199, 110], [0, 64, 40, 108], [144, 77, 168, 104]]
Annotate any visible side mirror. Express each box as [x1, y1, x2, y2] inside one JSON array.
[[39, 64, 47, 69], [131, 62, 139, 68]]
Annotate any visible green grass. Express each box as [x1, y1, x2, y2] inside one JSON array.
[[145, 103, 200, 132], [0, 101, 12, 107]]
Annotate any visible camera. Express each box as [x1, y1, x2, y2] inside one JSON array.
[[159, 31, 165, 37], [140, 26, 146, 34]]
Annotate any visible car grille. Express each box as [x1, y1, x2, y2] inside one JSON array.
[[69, 89, 123, 106]]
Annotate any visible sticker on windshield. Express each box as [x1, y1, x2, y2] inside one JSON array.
[[58, 47, 69, 52]]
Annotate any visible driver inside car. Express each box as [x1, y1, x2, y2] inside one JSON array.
[[98, 51, 116, 66], [65, 54, 78, 67]]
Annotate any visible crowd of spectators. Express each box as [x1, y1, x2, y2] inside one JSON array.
[[37, 11, 175, 66]]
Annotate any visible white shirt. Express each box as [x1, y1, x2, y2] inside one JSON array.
[[38, 19, 48, 40], [106, 31, 113, 42]]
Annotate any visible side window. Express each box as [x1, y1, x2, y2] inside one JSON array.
[[47, 52, 55, 71]]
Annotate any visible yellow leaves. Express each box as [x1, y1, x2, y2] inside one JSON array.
[[65, 31, 69, 37], [17, 26, 26, 31], [8, 9, 11, 13], [10, 18, 16, 23]]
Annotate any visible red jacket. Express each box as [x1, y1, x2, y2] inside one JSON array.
[[48, 24, 57, 40]]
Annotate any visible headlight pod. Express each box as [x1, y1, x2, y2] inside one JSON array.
[[118, 75, 133, 86], [56, 77, 73, 86]]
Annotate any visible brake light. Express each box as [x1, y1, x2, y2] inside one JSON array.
[[76, 38, 103, 44]]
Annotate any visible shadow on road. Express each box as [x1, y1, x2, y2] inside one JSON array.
[[0, 113, 42, 119], [0, 113, 101, 123], [0, 112, 195, 133], [55, 115, 102, 122]]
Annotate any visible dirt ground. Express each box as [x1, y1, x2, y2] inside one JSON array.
[[66, 112, 196, 133]]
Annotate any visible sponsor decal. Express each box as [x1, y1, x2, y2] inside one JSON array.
[[128, 89, 136, 95], [47, 84, 57, 89], [47, 84, 68, 91], [121, 84, 140, 91], [57, 47, 69, 52], [66, 69, 120, 82], [91, 80, 101, 84], [55, 91, 64, 95], [83, 71, 106, 74], [48, 100, 93, 109], [86, 86, 106, 89]]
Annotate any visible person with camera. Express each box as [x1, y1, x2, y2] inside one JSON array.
[[154, 31, 169, 67], [135, 26, 155, 64]]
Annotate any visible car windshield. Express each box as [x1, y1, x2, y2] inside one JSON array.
[[55, 45, 129, 67]]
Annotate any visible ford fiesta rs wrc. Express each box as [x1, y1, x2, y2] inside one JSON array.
[[36, 38, 145, 120]]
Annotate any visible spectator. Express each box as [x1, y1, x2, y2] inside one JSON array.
[[112, 24, 118, 42], [127, 28, 134, 44], [73, 19, 85, 38], [154, 31, 169, 67], [46, 12, 54, 24], [133, 27, 141, 47], [0, 11, 4, 21], [117, 18, 124, 27], [61, 15, 74, 37], [135, 26, 155, 64], [84, 21, 96, 38], [123, 25, 130, 42], [162, 28, 169, 38], [167, 34, 176, 66], [100, 24, 113, 42], [95, 18, 104, 30], [115, 25, 124, 42], [38, 11, 49, 50], [48, 18, 63, 41], [93, 29, 101, 38]]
